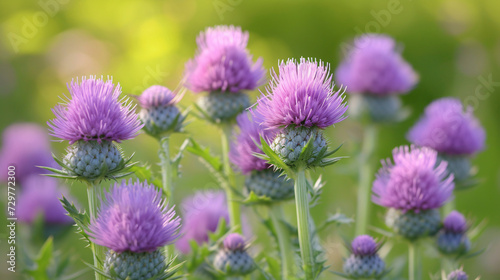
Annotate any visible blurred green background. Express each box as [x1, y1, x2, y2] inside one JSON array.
[[1, 0, 499, 279]]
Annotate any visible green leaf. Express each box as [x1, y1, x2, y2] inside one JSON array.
[[186, 138, 223, 172], [171, 138, 190, 178], [317, 212, 354, 232], [129, 164, 162, 189], [241, 191, 273, 206], [257, 136, 294, 178], [264, 256, 281, 280], [59, 196, 91, 244]]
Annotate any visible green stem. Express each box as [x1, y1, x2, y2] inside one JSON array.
[[87, 184, 104, 280], [355, 124, 378, 236], [294, 166, 314, 279], [408, 242, 420, 280], [220, 124, 242, 233], [159, 136, 173, 200], [270, 204, 294, 279]]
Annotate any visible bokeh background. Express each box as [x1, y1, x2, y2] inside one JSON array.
[[1, 0, 499, 279]]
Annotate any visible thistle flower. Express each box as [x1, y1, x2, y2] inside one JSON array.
[[343, 235, 385, 279], [447, 269, 469, 280], [336, 34, 418, 96], [136, 85, 185, 137], [437, 211, 470, 255], [49, 76, 143, 144], [17, 176, 74, 224], [176, 191, 229, 254], [88, 179, 180, 253], [185, 25, 265, 94], [214, 233, 255, 276], [257, 58, 347, 129], [0, 123, 55, 183], [372, 145, 454, 239], [407, 98, 485, 156]]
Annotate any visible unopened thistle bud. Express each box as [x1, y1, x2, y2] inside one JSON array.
[[213, 233, 255, 276]]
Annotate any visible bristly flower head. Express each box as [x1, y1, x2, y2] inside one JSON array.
[[335, 34, 418, 96], [257, 58, 348, 129], [350, 235, 379, 256], [17, 176, 74, 224], [136, 85, 182, 109], [372, 145, 454, 213], [407, 98, 485, 155], [88, 179, 180, 253], [443, 211, 468, 234], [224, 233, 246, 251], [229, 109, 277, 174], [49, 76, 143, 144], [176, 191, 229, 254], [185, 25, 265, 93], [447, 269, 468, 280], [0, 123, 55, 183]]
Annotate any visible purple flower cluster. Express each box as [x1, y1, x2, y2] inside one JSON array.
[[336, 34, 418, 95], [257, 58, 348, 129], [49, 76, 143, 144], [407, 98, 485, 155], [88, 179, 180, 253], [443, 211, 468, 234], [229, 110, 277, 174], [176, 191, 229, 254], [0, 123, 55, 183], [372, 145, 454, 213], [350, 235, 379, 256], [224, 233, 246, 251], [136, 85, 181, 109], [185, 25, 265, 93]]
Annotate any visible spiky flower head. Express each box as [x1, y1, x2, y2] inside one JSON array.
[[230, 110, 277, 174], [137, 85, 185, 137], [372, 145, 454, 213], [350, 235, 379, 256], [224, 233, 246, 252], [447, 269, 468, 280], [0, 123, 55, 183], [257, 58, 348, 129], [17, 176, 74, 224], [444, 211, 468, 234], [49, 76, 143, 144], [407, 98, 485, 156], [335, 34, 418, 96], [185, 25, 265, 93], [88, 179, 180, 253], [176, 191, 229, 254]]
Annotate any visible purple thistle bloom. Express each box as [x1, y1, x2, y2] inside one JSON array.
[[185, 25, 265, 93], [49, 76, 143, 144], [335, 34, 418, 96], [17, 175, 74, 224], [407, 98, 485, 155], [447, 269, 468, 280], [136, 85, 182, 109], [229, 109, 277, 174], [372, 145, 454, 213], [256, 58, 348, 129], [176, 191, 229, 254], [0, 123, 55, 183], [224, 233, 246, 251], [88, 179, 180, 253], [350, 235, 379, 256], [443, 211, 468, 234]]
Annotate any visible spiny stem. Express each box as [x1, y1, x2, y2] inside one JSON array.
[[294, 166, 314, 279], [159, 136, 173, 200], [355, 124, 378, 236], [270, 204, 294, 279], [87, 183, 104, 280], [220, 124, 242, 233]]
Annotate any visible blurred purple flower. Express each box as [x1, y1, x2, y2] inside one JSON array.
[[336, 34, 418, 96], [224, 233, 246, 251], [88, 179, 180, 253], [48, 76, 143, 144], [351, 235, 379, 256], [447, 269, 468, 280], [257, 58, 348, 129], [176, 191, 229, 254], [17, 175, 74, 224], [372, 145, 454, 213], [185, 25, 265, 93], [0, 123, 55, 183], [407, 98, 485, 155], [229, 109, 277, 174], [136, 85, 182, 109], [443, 210, 468, 234]]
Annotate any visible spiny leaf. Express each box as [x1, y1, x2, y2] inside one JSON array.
[[186, 138, 223, 172], [241, 191, 273, 206], [129, 165, 162, 189], [317, 212, 354, 232], [257, 136, 294, 178]]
